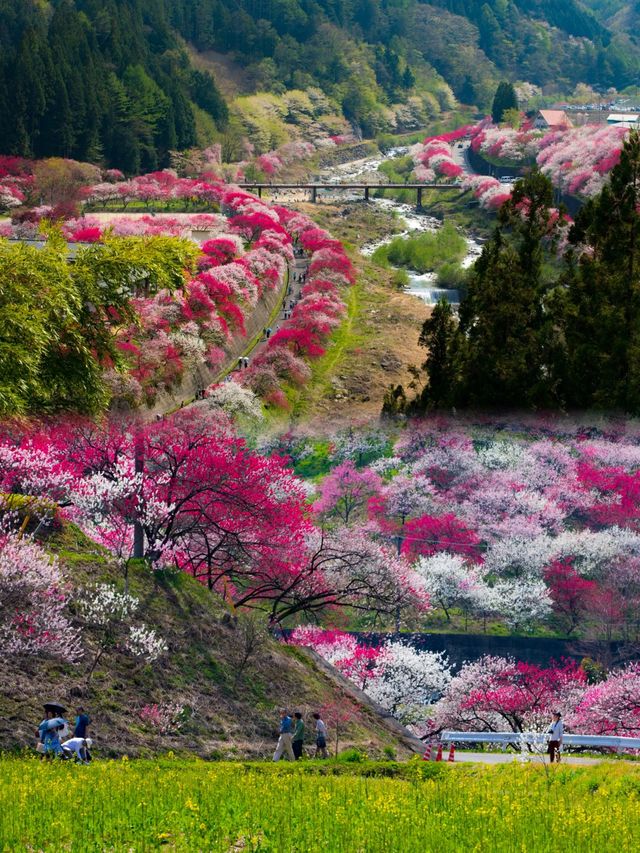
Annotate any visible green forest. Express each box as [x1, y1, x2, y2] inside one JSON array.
[[2, 0, 640, 171], [411, 132, 640, 414]]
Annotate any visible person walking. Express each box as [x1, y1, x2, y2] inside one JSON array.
[[547, 712, 564, 763], [292, 712, 305, 760], [313, 712, 328, 759], [266, 327, 272, 340], [273, 710, 295, 761], [37, 705, 68, 758]]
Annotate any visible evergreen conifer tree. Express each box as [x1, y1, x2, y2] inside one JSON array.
[[455, 172, 564, 408], [491, 81, 518, 124], [417, 298, 459, 410], [562, 131, 640, 411]]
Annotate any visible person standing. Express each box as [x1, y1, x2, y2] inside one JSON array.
[[37, 708, 67, 758], [74, 707, 90, 739], [313, 712, 328, 759], [547, 712, 564, 763], [273, 710, 295, 761], [292, 712, 305, 760]]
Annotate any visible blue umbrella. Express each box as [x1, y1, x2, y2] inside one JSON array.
[[42, 717, 67, 731]]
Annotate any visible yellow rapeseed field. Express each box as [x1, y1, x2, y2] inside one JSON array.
[[1, 757, 639, 851]]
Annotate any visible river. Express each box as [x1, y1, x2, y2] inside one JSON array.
[[317, 147, 483, 306]]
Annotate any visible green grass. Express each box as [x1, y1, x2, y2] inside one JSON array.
[[286, 279, 363, 420], [2, 758, 640, 851], [373, 220, 467, 274]]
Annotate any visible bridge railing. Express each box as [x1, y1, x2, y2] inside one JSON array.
[[441, 731, 640, 750]]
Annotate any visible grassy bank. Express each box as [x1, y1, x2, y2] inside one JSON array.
[[269, 203, 429, 427], [373, 220, 467, 274], [2, 758, 639, 851]]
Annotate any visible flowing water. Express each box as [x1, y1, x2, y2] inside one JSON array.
[[319, 148, 483, 305]]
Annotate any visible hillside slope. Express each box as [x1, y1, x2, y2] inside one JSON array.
[[1, 525, 411, 759], [2, 1, 639, 171]]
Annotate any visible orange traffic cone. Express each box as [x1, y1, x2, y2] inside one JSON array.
[[436, 743, 443, 762], [447, 743, 456, 762]]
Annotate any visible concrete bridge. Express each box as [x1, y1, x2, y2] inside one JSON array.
[[237, 182, 467, 208]]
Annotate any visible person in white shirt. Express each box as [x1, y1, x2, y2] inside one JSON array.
[[313, 712, 328, 759], [62, 737, 93, 763], [547, 712, 564, 763]]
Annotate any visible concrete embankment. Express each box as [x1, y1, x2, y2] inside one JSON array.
[[146, 270, 289, 417]]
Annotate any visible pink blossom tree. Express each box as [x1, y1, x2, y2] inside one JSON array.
[[314, 461, 382, 525]]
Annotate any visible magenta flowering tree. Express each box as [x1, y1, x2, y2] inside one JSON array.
[[544, 558, 596, 635], [401, 513, 483, 562], [567, 664, 640, 737], [428, 655, 587, 734], [412, 139, 463, 182], [289, 626, 384, 690], [314, 461, 382, 525]]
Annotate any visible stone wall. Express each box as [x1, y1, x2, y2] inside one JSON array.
[[350, 632, 640, 671], [144, 273, 288, 417], [466, 145, 583, 216]]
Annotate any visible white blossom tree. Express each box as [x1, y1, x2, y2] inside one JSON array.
[[0, 533, 82, 662], [413, 553, 479, 621], [366, 640, 452, 726], [203, 380, 264, 422], [77, 583, 167, 682]]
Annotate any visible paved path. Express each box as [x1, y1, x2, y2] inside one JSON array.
[[159, 252, 309, 417], [452, 751, 614, 766], [230, 251, 308, 378]]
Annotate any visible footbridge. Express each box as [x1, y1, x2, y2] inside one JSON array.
[[237, 182, 467, 209]]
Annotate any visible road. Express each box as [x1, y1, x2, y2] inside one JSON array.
[[449, 751, 615, 766]]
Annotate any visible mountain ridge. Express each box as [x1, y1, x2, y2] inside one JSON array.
[[1, 0, 638, 171]]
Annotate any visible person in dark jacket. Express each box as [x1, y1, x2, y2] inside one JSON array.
[[74, 707, 91, 739], [292, 712, 305, 759]]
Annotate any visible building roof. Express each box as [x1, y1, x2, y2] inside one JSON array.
[[537, 110, 573, 128]]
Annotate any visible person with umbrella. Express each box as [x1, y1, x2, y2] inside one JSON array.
[[37, 703, 69, 758]]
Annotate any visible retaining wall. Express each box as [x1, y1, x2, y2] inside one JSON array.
[[350, 632, 640, 670], [141, 273, 287, 417]]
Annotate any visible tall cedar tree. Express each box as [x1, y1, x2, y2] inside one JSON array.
[[561, 131, 640, 412], [416, 297, 459, 409], [455, 172, 564, 408], [491, 81, 518, 124]]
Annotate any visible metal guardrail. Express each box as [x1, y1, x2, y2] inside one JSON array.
[[441, 731, 640, 750]]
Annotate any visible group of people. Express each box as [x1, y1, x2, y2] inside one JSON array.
[[36, 703, 92, 763], [273, 710, 329, 761]]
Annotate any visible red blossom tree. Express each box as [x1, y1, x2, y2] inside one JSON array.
[[544, 558, 596, 635], [401, 513, 483, 562]]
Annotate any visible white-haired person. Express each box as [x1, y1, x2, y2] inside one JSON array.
[[62, 736, 93, 763]]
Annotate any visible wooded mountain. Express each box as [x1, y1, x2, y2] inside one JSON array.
[[1, 0, 638, 171]]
